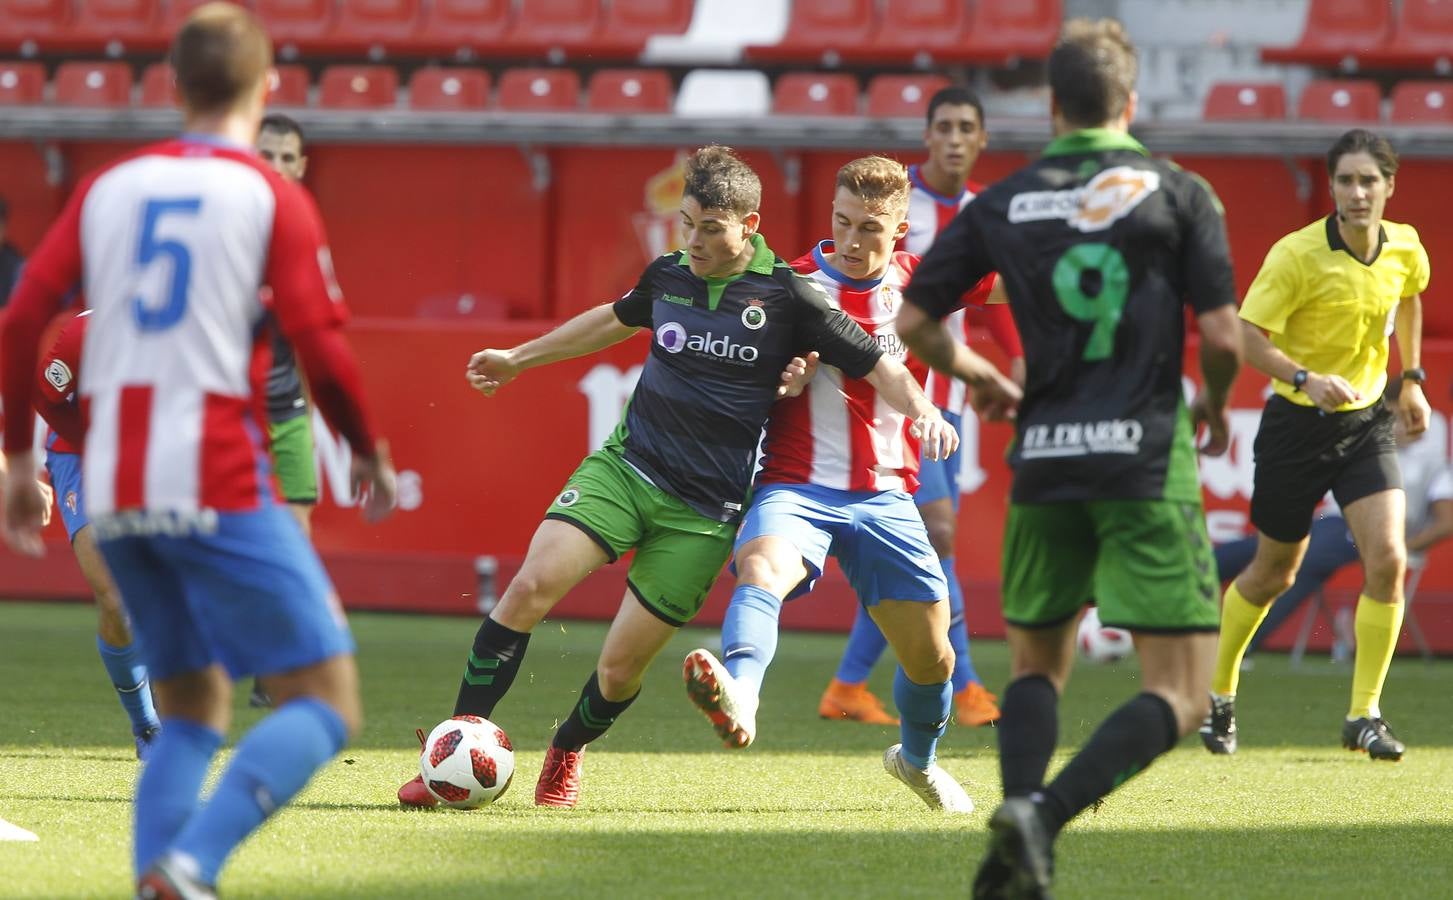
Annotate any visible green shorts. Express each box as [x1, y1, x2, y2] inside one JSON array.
[[1001, 499, 1219, 632], [545, 448, 734, 626], [269, 415, 318, 505]]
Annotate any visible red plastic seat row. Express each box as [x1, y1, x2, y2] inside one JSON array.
[[0, 0, 692, 59], [1203, 78, 1453, 125], [770, 72, 950, 117], [1262, 0, 1453, 70], [746, 0, 1062, 67]]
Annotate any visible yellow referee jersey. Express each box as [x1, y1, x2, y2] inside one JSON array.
[[1240, 215, 1431, 411]]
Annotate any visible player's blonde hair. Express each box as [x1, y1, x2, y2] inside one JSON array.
[[684, 145, 762, 217], [1049, 18, 1138, 128], [171, 1, 272, 115], [835, 156, 910, 216]]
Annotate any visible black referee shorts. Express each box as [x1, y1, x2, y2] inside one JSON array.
[[1249, 394, 1401, 543]]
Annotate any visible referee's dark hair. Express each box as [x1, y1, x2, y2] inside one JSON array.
[[1048, 18, 1138, 129], [1327, 129, 1398, 179], [925, 86, 984, 127]]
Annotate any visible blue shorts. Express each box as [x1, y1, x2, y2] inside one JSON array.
[[914, 408, 964, 509], [96, 504, 353, 682], [736, 483, 948, 607], [44, 449, 88, 541]]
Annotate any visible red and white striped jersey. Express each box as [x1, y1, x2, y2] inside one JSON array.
[[8, 137, 349, 517], [903, 165, 997, 412], [756, 243, 928, 494]]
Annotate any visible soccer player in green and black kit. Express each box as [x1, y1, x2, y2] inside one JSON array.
[[396, 146, 971, 809], [898, 19, 1244, 897]]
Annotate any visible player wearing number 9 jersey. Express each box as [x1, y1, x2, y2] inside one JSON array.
[[0, 4, 396, 897], [898, 18, 1243, 897]]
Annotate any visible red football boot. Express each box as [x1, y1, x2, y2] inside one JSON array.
[[534, 746, 585, 808]]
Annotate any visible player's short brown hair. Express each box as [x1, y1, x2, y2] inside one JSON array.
[[1327, 128, 1399, 179], [171, 2, 272, 115], [683, 145, 761, 217], [835, 156, 910, 216], [1048, 18, 1138, 129]]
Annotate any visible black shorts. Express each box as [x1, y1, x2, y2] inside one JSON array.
[[1249, 395, 1401, 543]]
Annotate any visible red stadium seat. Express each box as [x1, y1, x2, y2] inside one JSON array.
[[0, 62, 46, 104], [864, 74, 949, 118], [842, 0, 972, 65], [595, 0, 693, 56], [1389, 81, 1453, 125], [139, 62, 175, 107], [334, 0, 423, 53], [1367, 0, 1453, 69], [746, 0, 877, 65], [1203, 82, 1287, 121], [497, 68, 580, 112], [266, 64, 310, 106], [54, 61, 133, 107], [960, 0, 1062, 63], [411, 0, 512, 55], [255, 0, 336, 51], [0, 0, 73, 54], [1261, 0, 1392, 66], [1297, 79, 1381, 122], [408, 67, 490, 110], [773, 72, 859, 117], [503, 0, 603, 58], [65, 0, 166, 53], [585, 68, 672, 113], [318, 65, 398, 109]]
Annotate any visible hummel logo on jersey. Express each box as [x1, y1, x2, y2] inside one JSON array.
[[1007, 166, 1161, 233], [655, 321, 760, 365], [662, 293, 694, 307], [1020, 418, 1144, 459]]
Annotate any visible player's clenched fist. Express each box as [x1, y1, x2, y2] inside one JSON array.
[[466, 349, 520, 397], [909, 411, 959, 462]]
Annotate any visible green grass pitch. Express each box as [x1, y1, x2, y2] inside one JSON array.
[[2, 599, 1451, 898]]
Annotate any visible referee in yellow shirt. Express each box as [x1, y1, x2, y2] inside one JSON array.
[[1201, 129, 1431, 761]]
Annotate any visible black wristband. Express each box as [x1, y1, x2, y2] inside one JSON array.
[[1401, 367, 1427, 385], [1292, 369, 1309, 392]]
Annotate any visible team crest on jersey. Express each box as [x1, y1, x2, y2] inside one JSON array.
[[1007, 166, 1161, 234], [65, 491, 78, 516], [556, 488, 581, 507], [44, 360, 73, 393], [741, 300, 767, 330], [880, 284, 896, 311]]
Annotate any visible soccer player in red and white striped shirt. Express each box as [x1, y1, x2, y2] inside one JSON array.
[[821, 87, 1023, 729], [684, 157, 1019, 812], [0, 6, 395, 896]]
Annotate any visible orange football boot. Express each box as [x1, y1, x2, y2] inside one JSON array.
[[817, 678, 898, 725]]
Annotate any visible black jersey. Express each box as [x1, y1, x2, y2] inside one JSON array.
[[906, 129, 1236, 503], [610, 234, 882, 522]]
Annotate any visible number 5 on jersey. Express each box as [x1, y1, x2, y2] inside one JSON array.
[[1052, 242, 1129, 361], [133, 197, 202, 332]]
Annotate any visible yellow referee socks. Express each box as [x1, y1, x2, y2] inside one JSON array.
[[1211, 581, 1271, 697], [1349, 595, 1404, 720]]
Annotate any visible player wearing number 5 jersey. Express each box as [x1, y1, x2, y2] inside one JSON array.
[[0, 5, 396, 897], [899, 19, 1243, 897]]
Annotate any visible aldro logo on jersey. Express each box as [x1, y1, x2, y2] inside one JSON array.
[[655, 321, 760, 366], [1007, 166, 1161, 233]]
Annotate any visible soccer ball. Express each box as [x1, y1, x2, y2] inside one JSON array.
[[1077, 607, 1134, 663], [419, 715, 515, 809]]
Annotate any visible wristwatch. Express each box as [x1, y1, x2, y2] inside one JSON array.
[[1401, 367, 1428, 385], [1292, 369, 1309, 392]]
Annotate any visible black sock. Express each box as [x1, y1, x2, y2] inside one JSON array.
[[551, 672, 639, 751], [452, 617, 531, 718], [1038, 691, 1179, 835], [997, 674, 1060, 798]]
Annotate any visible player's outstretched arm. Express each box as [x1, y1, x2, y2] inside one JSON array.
[[1191, 305, 1244, 457], [466, 302, 637, 397], [1394, 293, 1430, 437], [863, 356, 959, 462], [897, 302, 1021, 421]]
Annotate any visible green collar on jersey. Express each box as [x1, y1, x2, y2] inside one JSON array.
[[1042, 128, 1149, 158], [678, 233, 776, 310]]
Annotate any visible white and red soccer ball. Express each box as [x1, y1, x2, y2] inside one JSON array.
[[419, 715, 516, 808], [1077, 607, 1134, 663]]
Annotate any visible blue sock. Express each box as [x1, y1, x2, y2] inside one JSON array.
[[97, 636, 161, 736], [133, 717, 223, 876], [835, 604, 889, 684], [894, 667, 951, 770], [172, 698, 347, 885], [721, 584, 783, 697], [943, 557, 981, 690]]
